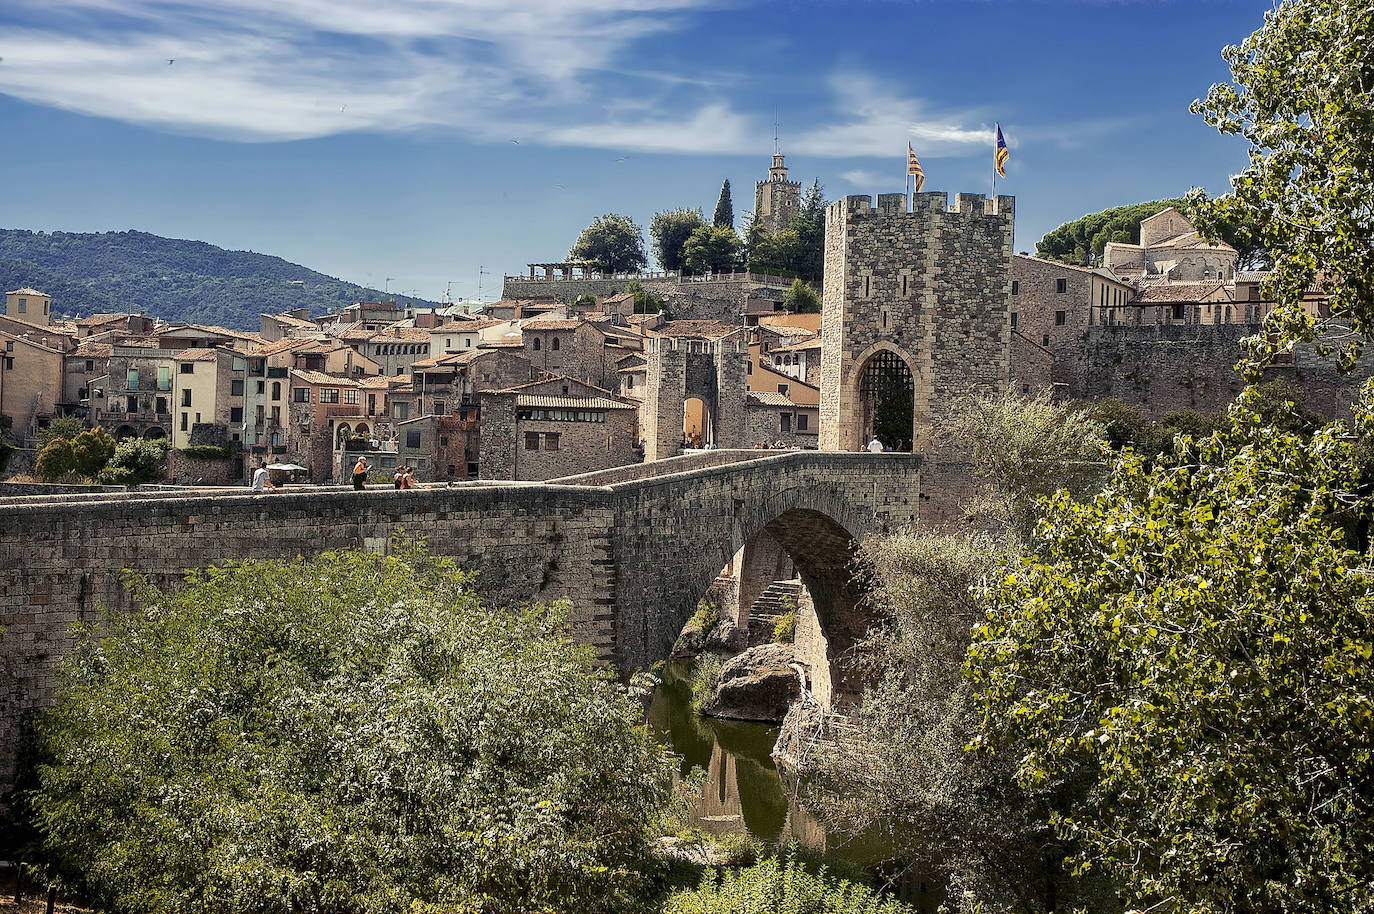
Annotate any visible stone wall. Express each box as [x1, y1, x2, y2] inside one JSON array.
[[0, 451, 927, 800], [819, 191, 1013, 452], [501, 276, 788, 323], [641, 337, 750, 460], [165, 450, 242, 485], [1061, 324, 1374, 419]]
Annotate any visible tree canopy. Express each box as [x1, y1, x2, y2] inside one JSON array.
[[1189, 0, 1374, 370], [681, 225, 742, 275], [568, 214, 649, 274], [1035, 198, 1266, 271], [35, 427, 115, 482], [782, 279, 820, 314], [969, 387, 1374, 913], [745, 181, 827, 282], [35, 544, 675, 914], [649, 209, 706, 273], [712, 180, 734, 230]]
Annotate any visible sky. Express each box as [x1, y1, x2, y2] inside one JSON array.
[[0, 0, 1271, 303]]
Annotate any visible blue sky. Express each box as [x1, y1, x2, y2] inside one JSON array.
[[0, 0, 1268, 303]]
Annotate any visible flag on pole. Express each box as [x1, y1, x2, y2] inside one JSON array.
[[907, 142, 926, 192], [994, 123, 1010, 179]]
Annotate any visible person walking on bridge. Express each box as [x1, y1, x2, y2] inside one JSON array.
[[867, 436, 884, 453], [251, 462, 276, 493]]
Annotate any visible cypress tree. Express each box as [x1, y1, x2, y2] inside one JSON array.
[[713, 180, 734, 229]]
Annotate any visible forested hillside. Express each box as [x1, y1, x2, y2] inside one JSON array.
[[0, 229, 436, 330]]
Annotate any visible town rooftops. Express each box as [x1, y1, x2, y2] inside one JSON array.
[[262, 312, 317, 328], [172, 348, 222, 361], [367, 327, 432, 343], [772, 337, 823, 352], [746, 391, 797, 407], [652, 319, 742, 339], [71, 342, 114, 358], [74, 312, 135, 327], [6, 288, 47, 296], [515, 394, 636, 411], [521, 318, 584, 331], [290, 369, 363, 387]]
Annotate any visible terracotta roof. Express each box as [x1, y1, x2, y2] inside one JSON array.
[[74, 312, 134, 326], [746, 391, 796, 407], [367, 327, 432, 343], [359, 374, 408, 389], [173, 348, 221, 361], [263, 312, 317, 328], [515, 394, 636, 411], [758, 324, 814, 338], [521, 318, 584, 331], [71, 342, 114, 357], [478, 340, 525, 349], [1236, 271, 1270, 283], [653, 320, 742, 339], [617, 363, 647, 373], [289, 369, 362, 386], [6, 288, 46, 296], [433, 318, 505, 331], [1134, 282, 1229, 304]]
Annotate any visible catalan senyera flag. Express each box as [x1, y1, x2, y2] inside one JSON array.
[[994, 123, 1010, 179], [907, 142, 926, 192]]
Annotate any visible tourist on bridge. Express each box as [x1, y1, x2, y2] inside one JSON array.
[[351, 456, 369, 491], [867, 436, 884, 453], [251, 462, 276, 493]]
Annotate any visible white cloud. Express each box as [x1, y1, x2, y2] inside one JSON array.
[[0, 2, 1018, 158], [839, 169, 886, 187]]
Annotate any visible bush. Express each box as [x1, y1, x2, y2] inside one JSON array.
[[96, 437, 167, 485], [782, 278, 821, 314], [35, 417, 86, 450], [689, 654, 724, 715], [687, 600, 721, 634], [771, 610, 797, 644], [180, 445, 231, 460], [664, 856, 915, 914], [35, 543, 675, 914]]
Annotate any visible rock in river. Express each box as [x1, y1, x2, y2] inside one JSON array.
[[704, 643, 798, 723]]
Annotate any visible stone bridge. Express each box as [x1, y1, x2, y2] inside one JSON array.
[[0, 450, 924, 799]]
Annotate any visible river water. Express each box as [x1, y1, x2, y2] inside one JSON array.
[[646, 661, 936, 908]]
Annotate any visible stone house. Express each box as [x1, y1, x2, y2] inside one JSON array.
[[169, 347, 246, 449], [1011, 254, 1135, 353], [73, 313, 155, 339], [1103, 207, 1238, 282], [427, 318, 513, 357], [744, 391, 819, 448], [519, 318, 630, 390], [479, 376, 639, 481], [768, 337, 821, 385], [358, 327, 433, 375], [395, 414, 480, 482], [97, 343, 183, 441], [0, 328, 64, 440]]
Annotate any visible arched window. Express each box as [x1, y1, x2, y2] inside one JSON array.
[[532, 337, 542, 351], [552, 337, 560, 351]]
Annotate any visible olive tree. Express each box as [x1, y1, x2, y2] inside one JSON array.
[[1189, 0, 1374, 369], [969, 386, 1374, 912], [35, 543, 675, 914]]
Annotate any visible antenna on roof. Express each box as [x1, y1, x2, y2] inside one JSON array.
[[773, 108, 780, 155], [477, 265, 490, 301]]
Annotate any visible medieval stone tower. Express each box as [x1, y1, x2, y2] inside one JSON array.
[[754, 154, 801, 234], [642, 335, 750, 461], [818, 191, 1014, 453]]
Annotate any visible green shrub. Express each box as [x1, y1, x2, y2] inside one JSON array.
[[180, 445, 231, 460], [35, 543, 675, 914], [687, 600, 721, 634], [664, 856, 915, 914], [96, 437, 167, 485], [689, 654, 724, 715], [35, 416, 87, 450], [772, 611, 797, 644]]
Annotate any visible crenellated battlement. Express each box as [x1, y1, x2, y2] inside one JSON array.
[[829, 191, 1015, 222]]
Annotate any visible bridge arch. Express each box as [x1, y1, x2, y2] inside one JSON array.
[[660, 482, 881, 709]]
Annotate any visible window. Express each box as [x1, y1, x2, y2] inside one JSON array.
[[1010, 312, 1019, 329], [1172, 303, 1185, 320], [256, 380, 265, 394], [439, 436, 449, 446], [256, 405, 265, 424], [180, 362, 195, 374], [900, 273, 908, 297], [85, 359, 94, 371], [780, 412, 792, 433], [230, 406, 243, 422], [293, 387, 310, 403], [16, 298, 25, 313], [532, 337, 541, 351], [127, 368, 139, 389], [797, 413, 809, 431], [127, 395, 139, 413], [433, 399, 446, 414], [180, 389, 192, 407], [1011, 280, 1019, 295], [156, 396, 168, 413], [1056, 278, 1067, 294], [393, 402, 410, 420], [464, 337, 472, 348], [1042, 332, 1050, 347], [524, 432, 540, 450], [232, 357, 245, 371], [271, 381, 281, 401], [1055, 310, 1066, 326], [180, 412, 188, 431], [344, 389, 358, 404], [230, 379, 244, 396], [777, 383, 789, 397], [271, 406, 281, 424], [157, 365, 171, 390], [544, 432, 560, 451], [405, 430, 422, 448], [320, 388, 340, 403], [551, 337, 560, 351], [863, 275, 871, 297]]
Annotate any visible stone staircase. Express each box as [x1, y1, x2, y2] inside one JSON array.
[[747, 579, 803, 646]]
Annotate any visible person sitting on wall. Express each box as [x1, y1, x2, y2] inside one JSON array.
[[352, 456, 369, 491], [867, 436, 884, 453]]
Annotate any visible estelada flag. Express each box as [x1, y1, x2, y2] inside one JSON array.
[[995, 123, 1010, 178], [907, 142, 925, 192]]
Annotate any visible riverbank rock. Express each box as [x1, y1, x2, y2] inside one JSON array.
[[704, 643, 798, 723], [772, 700, 826, 774], [671, 618, 746, 660]]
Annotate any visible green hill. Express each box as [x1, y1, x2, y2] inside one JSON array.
[[0, 229, 437, 330]]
